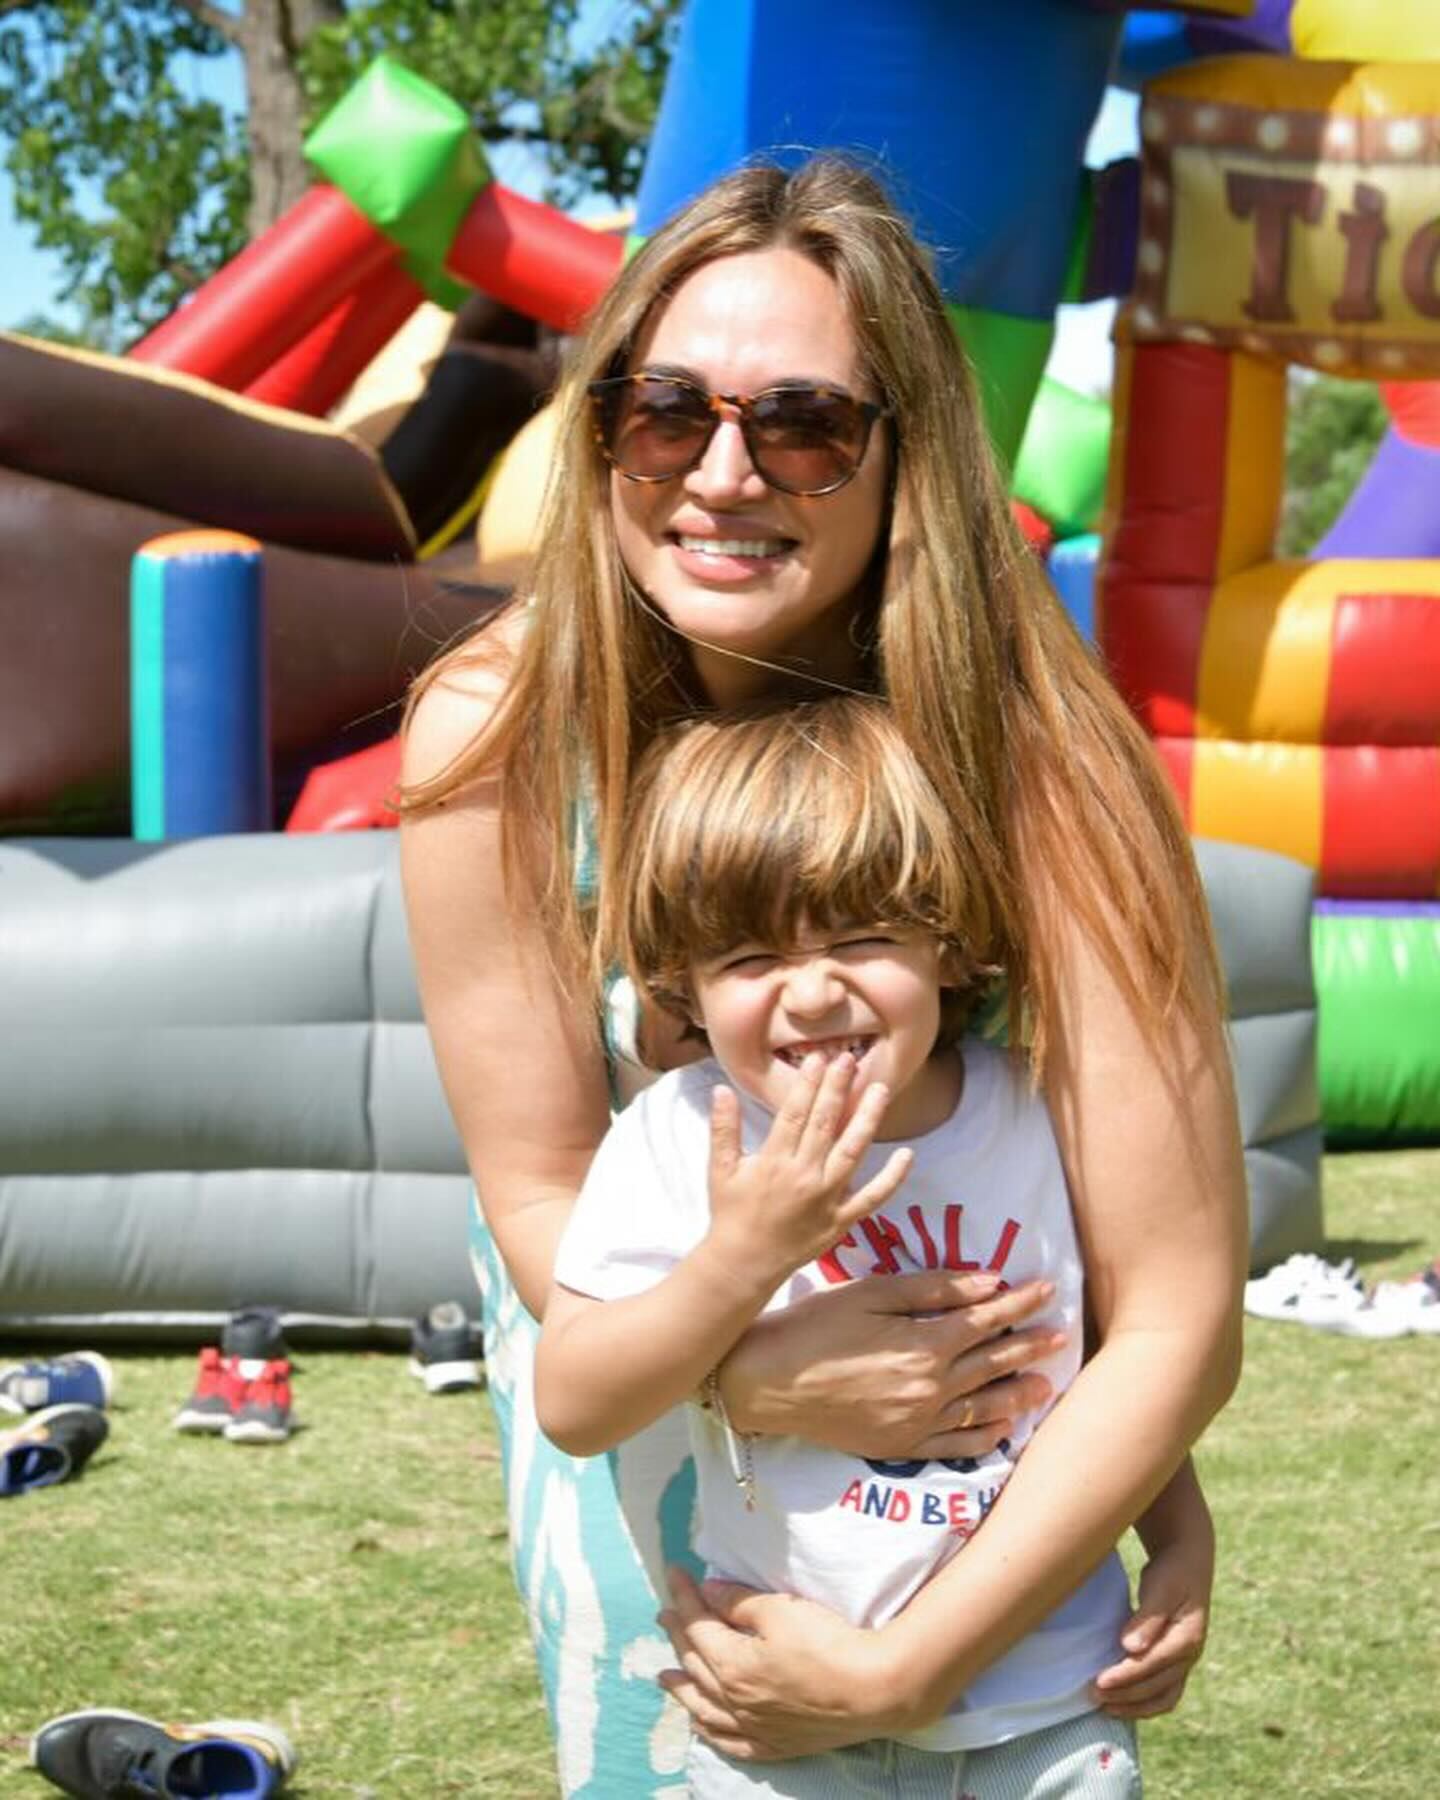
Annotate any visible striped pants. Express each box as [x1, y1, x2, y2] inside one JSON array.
[[687, 1712, 1141, 1799]]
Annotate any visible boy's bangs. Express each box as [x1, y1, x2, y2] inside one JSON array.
[[632, 706, 972, 982], [681, 803, 944, 958]]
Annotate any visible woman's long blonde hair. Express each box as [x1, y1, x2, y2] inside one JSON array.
[[403, 155, 1221, 1072]]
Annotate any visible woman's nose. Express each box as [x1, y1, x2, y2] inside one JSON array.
[[683, 411, 764, 503]]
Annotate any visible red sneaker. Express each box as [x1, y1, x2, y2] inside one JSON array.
[[172, 1348, 248, 1435], [225, 1359, 293, 1445]]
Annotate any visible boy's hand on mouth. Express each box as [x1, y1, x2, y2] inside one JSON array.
[[701, 1051, 913, 1300]]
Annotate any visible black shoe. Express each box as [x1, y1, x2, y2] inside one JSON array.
[[407, 1301, 481, 1394], [30, 1708, 296, 1797], [221, 1305, 287, 1363], [0, 1405, 108, 1497]]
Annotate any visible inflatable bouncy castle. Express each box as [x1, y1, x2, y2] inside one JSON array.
[[1102, 13, 1440, 1143], [2, 1, 1337, 1344]]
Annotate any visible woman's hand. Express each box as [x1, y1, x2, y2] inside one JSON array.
[[658, 1567, 919, 1761], [718, 1269, 1061, 1461]]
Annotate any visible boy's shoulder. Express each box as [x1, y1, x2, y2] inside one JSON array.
[[612, 1057, 729, 1148], [628, 1057, 727, 1111], [917, 1040, 1052, 1159]]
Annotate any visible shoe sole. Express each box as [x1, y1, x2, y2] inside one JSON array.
[[29, 1708, 298, 1778], [173, 1409, 235, 1434], [224, 1419, 292, 1444], [409, 1357, 481, 1394]]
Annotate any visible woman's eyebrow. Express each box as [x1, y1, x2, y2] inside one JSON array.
[[636, 360, 705, 384], [637, 361, 853, 396]]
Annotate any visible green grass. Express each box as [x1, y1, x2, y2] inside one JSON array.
[[3, 1148, 1437, 1797]]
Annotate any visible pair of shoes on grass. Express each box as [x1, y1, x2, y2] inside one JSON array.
[[30, 1708, 296, 1799], [174, 1307, 294, 1444], [0, 1352, 113, 1497], [1245, 1252, 1440, 1338], [407, 1300, 482, 1395]]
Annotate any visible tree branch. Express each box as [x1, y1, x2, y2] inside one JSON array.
[[170, 0, 242, 45]]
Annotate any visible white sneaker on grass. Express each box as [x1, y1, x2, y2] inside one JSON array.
[[1244, 1253, 1368, 1332], [1341, 1267, 1440, 1339]]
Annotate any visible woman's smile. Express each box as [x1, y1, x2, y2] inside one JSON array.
[[668, 521, 799, 583]]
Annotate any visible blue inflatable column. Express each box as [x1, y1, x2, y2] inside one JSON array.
[[1047, 532, 1101, 643], [131, 529, 272, 839]]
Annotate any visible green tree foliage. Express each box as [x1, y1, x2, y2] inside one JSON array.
[[0, 2, 248, 340], [0, 0, 679, 343], [1279, 372, 1389, 557]]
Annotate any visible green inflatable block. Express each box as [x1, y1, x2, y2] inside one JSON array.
[[945, 304, 1055, 472], [1011, 375, 1111, 539], [1314, 907, 1440, 1145], [305, 55, 491, 309]]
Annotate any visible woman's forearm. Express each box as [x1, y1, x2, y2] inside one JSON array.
[[869, 1315, 1240, 1732]]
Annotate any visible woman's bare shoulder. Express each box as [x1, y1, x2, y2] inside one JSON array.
[[402, 608, 525, 787]]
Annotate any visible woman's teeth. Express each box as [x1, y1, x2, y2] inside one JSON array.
[[776, 1038, 873, 1068], [675, 534, 789, 558]]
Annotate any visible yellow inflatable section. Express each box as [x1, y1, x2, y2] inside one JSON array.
[[1293, 0, 1440, 62]]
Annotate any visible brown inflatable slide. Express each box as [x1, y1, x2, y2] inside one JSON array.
[[0, 309, 550, 833]]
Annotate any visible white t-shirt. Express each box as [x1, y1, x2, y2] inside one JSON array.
[[554, 1043, 1131, 1750]]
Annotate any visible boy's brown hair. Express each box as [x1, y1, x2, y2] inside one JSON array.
[[608, 695, 998, 1049]]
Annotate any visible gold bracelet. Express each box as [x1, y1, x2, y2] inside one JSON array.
[[702, 1367, 756, 1511]]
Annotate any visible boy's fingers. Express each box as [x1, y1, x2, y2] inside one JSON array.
[[845, 1145, 912, 1214], [829, 1078, 890, 1166], [707, 1086, 742, 1181], [1118, 1612, 1167, 1658], [799, 1054, 859, 1157], [838, 1146, 912, 1229], [770, 1051, 824, 1150]]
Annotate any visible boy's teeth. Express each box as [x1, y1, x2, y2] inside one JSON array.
[[779, 1038, 871, 1066], [676, 534, 786, 557]]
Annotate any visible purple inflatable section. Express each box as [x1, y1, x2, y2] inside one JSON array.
[[1314, 427, 1440, 561], [1314, 899, 1440, 919]]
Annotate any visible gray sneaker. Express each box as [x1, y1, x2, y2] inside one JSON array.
[[222, 1305, 287, 1361], [407, 1301, 482, 1394]]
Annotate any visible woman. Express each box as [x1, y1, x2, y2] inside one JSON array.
[[400, 157, 1245, 1792]]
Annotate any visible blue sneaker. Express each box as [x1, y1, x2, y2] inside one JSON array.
[[0, 1404, 109, 1497], [30, 1708, 297, 1797], [0, 1351, 113, 1415]]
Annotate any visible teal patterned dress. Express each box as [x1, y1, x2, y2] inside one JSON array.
[[469, 1201, 699, 1795]]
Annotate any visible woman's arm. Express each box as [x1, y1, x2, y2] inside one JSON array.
[[400, 645, 613, 1317], [658, 905, 1247, 1756]]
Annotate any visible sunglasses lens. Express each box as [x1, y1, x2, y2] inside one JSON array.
[[748, 389, 868, 493], [599, 378, 713, 479]]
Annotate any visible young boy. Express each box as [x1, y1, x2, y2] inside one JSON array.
[[536, 697, 1144, 1795]]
